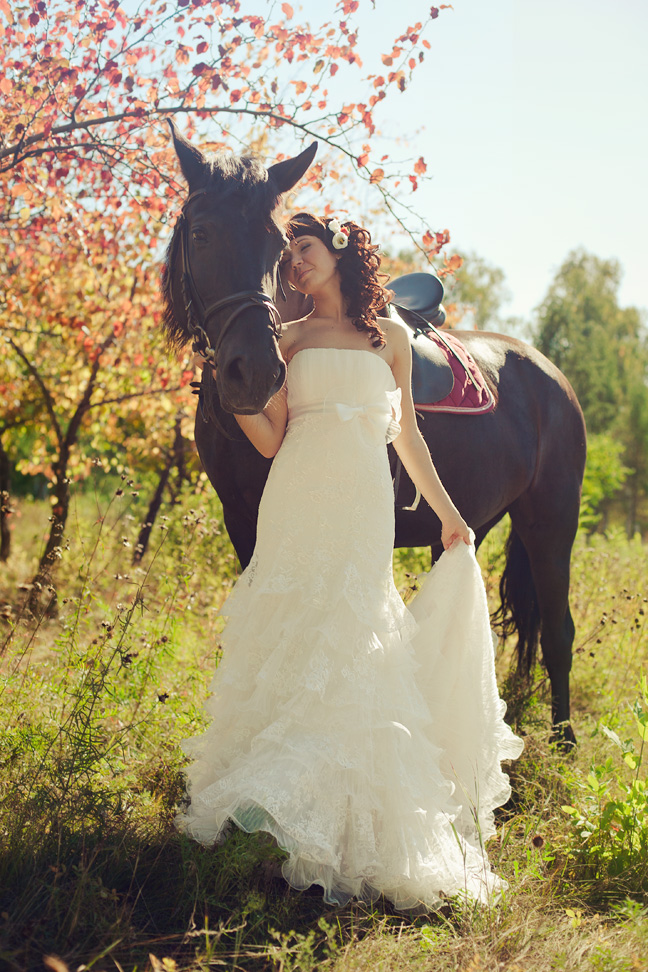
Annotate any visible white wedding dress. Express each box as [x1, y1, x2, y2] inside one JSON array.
[[176, 347, 523, 910]]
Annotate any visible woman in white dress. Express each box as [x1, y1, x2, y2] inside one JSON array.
[[176, 213, 524, 910]]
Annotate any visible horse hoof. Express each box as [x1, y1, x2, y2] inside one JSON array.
[[550, 721, 577, 753]]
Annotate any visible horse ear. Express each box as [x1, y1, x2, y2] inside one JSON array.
[[167, 118, 208, 189], [267, 142, 318, 196]]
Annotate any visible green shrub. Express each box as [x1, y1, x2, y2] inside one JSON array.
[[580, 434, 630, 531], [562, 676, 648, 892]]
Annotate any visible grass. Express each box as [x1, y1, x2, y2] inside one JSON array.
[[0, 473, 647, 971]]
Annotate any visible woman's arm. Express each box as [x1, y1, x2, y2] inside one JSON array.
[[386, 320, 471, 549], [193, 352, 288, 459], [234, 383, 288, 459]]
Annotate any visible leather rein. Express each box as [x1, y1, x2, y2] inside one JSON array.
[[171, 187, 284, 436]]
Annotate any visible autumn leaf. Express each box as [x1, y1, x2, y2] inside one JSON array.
[[414, 157, 427, 175], [369, 168, 384, 184], [281, 3, 294, 18], [444, 253, 463, 274]]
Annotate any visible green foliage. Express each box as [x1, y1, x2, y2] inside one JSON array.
[[533, 250, 644, 433], [533, 249, 648, 533], [580, 434, 631, 530], [1, 501, 648, 969], [443, 250, 511, 331], [562, 677, 648, 891]]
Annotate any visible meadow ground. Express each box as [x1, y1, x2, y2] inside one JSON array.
[[0, 473, 646, 972]]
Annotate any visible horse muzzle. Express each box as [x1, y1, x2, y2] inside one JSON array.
[[217, 354, 286, 415]]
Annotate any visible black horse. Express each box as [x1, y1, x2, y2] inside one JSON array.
[[163, 125, 586, 745]]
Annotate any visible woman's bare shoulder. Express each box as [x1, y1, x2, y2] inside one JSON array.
[[279, 319, 308, 355], [378, 316, 412, 359]]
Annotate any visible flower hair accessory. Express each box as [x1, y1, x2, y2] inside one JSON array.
[[327, 217, 349, 250]]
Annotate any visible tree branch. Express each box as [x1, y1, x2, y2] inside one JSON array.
[[7, 338, 63, 445], [89, 385, 183, 409]]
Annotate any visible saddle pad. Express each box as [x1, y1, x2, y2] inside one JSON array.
[[414, 331, 495, 415]]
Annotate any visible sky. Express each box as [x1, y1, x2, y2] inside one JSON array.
[[294, 0, 648, 323]]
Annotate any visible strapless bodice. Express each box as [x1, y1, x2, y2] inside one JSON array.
[[287, 347, 401, 444]]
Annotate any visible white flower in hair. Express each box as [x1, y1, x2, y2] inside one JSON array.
[[328, 216, 349, 249]]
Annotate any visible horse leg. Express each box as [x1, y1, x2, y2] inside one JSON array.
[[508, 500, 578, 748]]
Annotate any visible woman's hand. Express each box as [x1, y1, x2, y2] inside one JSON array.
[[441, 510, 472, 550]]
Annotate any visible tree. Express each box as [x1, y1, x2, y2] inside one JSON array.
[[442, 251, 510, 331], [0, 202, 192, 612], [534, 249, 648, 535], [380, 246, 510, 332], [0, 0, 453, 258]]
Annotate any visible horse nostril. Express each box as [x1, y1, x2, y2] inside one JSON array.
[[226, 357, 246, 385]]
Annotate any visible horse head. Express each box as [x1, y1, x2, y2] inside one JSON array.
[[163, 121, 317, 414]]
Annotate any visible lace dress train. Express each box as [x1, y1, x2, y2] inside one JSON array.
[[176, 348, 523, 910]]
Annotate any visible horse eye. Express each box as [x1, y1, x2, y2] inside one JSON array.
[[192, 228, 208, 243]]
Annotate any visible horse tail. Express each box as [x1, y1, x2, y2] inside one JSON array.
[[491, 525, 541, 678]]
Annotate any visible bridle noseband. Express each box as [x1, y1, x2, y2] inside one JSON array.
[[173, 188, 283, 368]]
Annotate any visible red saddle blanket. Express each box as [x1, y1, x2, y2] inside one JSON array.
[[415, 331, 495, 415]]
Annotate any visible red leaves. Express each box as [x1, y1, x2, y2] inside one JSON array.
[[356, 152, 369, 168], [29, 12, 39, 26], [196, 41, 208, 54], [414, 157, 427, 175], [423, 229, 451, 254], [369, 168, 384, 184], [191, 62, 209, 76], [281, 3, 294, 17], [442, 253, 463, 276], [430, 7, 439, 18]]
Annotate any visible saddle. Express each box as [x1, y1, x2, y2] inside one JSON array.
[[388, 273, 494, 415]]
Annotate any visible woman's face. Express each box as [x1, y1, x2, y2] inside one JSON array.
[[282, 234, 339, 295]]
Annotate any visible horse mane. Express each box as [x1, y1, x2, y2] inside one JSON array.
[[161, 152, 281, 351]]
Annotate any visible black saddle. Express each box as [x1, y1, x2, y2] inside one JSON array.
[[388, 272, 457, 405]]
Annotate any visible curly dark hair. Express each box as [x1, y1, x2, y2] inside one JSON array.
[[285, 213, 392, 348]]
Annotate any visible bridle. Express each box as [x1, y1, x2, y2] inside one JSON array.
[[173, 188, 284, 368], [170, 187, 285, 437]]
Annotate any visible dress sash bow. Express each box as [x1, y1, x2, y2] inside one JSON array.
[[291, 388, 402, 444]]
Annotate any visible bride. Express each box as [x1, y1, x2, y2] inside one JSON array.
[[176, 212, 523, 910]]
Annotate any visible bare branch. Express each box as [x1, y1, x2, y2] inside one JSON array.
[[7, 338, 63, 445]]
